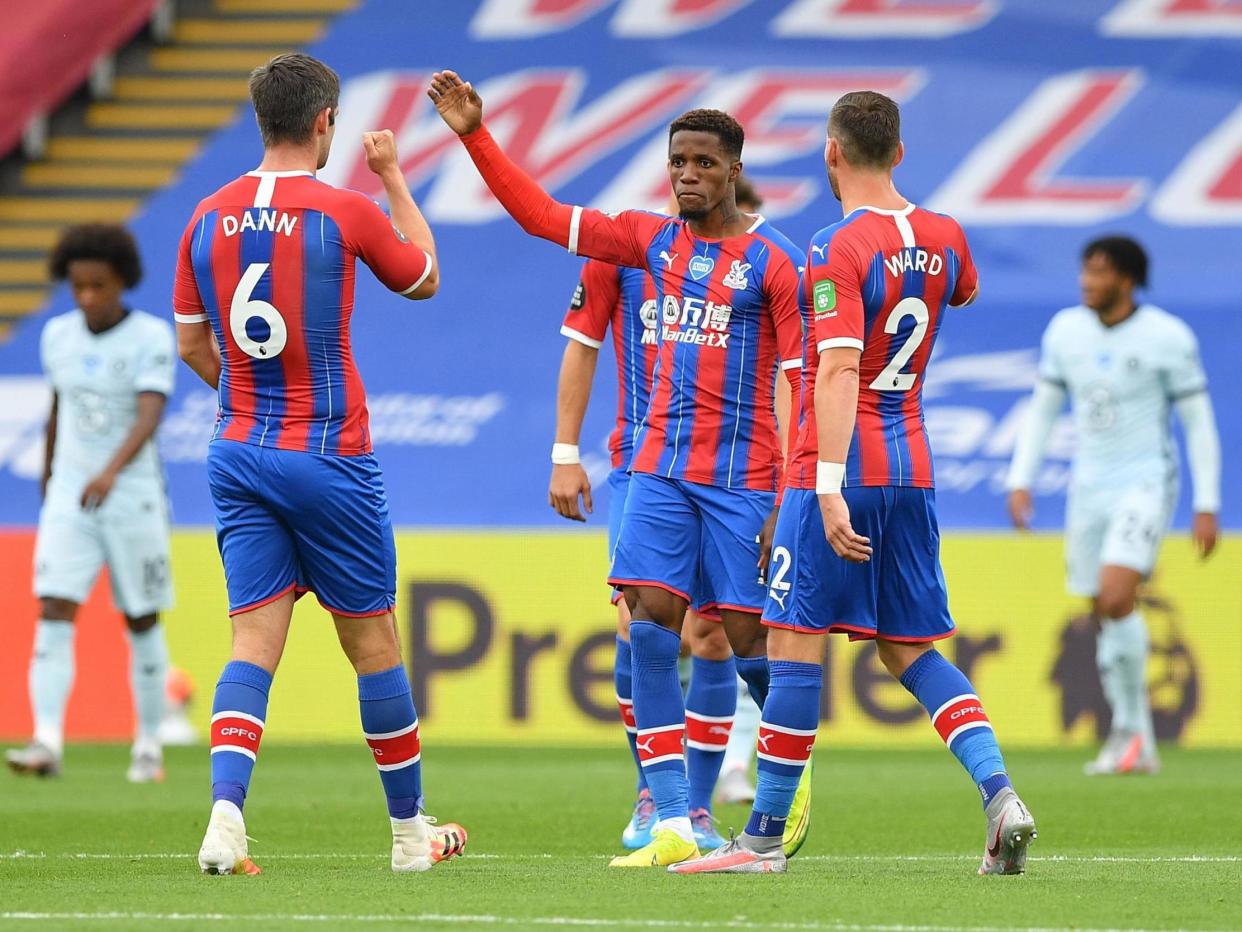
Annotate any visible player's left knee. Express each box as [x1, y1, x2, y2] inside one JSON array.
[[875, 639, 930, 679], [1096, 590, 1136, 619], [125, 613, 159, 633]]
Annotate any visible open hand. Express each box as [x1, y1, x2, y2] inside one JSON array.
[[818, 493, 871, 563], [1007, 488, 1033, 530], [1192, 511, 1218, 559], [80, 470, 116, 511], [549, 463, 593, 522], [362, 129, 400, 177], [427, 70, 483, 136]]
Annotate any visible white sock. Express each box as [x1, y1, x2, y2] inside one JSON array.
[[128, 625, 169, 753], [1099, 611, 1148, 736], [30, 620, 75, 756], [722, 676, 759, 772], [657, 816, 694, 845]]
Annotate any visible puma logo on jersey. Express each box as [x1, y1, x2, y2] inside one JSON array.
[[659, 250, 678, 269], [810, 244, 828, 261]]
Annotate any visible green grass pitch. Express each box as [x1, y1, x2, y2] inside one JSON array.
[[1, 745, 1239, 931]]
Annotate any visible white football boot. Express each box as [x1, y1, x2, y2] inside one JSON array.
[[198, 800, 260, 875], [978, 787, 1037, 876], [5, 741, 61, 778], [391, 814, 468, 873]]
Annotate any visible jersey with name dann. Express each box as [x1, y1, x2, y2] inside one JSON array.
[[567, 208, 804, 492], [1037, 304, 1206, 493], [786, 204, 977, 490], [40, 309, 175, 492], [172, 170, 433, 457], [560, 260, 659, 471]]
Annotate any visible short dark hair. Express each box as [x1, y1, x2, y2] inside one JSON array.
[[1082, 235, 1148, 288], [249, 53, 340, 147], [49, 224, 142, 288], [829, 91, 901, 169], [734, 174, 763, 210], [668, 108, 744, 161]]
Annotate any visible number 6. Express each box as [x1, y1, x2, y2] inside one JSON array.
[[230, 262, 287, 360]]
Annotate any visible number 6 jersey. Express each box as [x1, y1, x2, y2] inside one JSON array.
[[172, 170, 434, 456], [785, 203, 977, 490]]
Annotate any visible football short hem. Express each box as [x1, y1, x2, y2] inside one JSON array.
[[607, 577, 692, 604], [691, 606, 722, 622], [229, 582, 298, 617], [762, 618, 956, 643], [610, 588, 624, 606], [319, 599, 396, 619], [696, 600, 762, 617]]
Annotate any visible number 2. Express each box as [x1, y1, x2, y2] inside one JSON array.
[[870, 296, 929, 392], [230, 262, 287, 360]]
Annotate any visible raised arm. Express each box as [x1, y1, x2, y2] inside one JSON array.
[[428, 70, 652, 270]]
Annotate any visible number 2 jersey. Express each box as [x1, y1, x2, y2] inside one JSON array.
[[785, 204, 977, 490], [172, 170, 434, 456]]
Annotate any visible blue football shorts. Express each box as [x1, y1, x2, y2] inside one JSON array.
[[207, 439, 397, 617], [761, 485, 955, 642], [608, 471, 773, 615]]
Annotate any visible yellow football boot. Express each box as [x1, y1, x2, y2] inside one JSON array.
[[609, 827, 701, 868]]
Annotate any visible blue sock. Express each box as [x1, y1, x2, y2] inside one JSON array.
[[629, 620, 687, 825], [735, 654, 770, 707], [900, 649, 1009, 806], [746, 660, 820, 837], [685, 655, 736, 813], [614, 636, 647, 795], [210, 660, 272, 812], [359, 665, 423, 820]]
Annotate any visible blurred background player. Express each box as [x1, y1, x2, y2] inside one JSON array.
[[677, 91, 1035, 876], [429, 70, 806, 869], [5, 224, 175, 784], [174, 53, 465, 875], [548, 178, 767, 849], [1006, 236, 1220, 776]]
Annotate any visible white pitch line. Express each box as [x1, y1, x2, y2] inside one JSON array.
[[2, 851, 1239, 864], [0, 913, 1183, 932]]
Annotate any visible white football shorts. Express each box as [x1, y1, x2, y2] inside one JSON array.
[[1064, 480, 1175, 597], [33, 478, 174, 617]]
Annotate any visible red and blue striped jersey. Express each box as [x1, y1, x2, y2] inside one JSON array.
[[172, 170, 433, 456], [560, 259, 659, 470], [569, 208, 804, 492], [786, 204, 977, 490]]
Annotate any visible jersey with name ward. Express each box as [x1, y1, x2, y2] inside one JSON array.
[[568, 208, 804, 492], [786, 204, 977, 490], [561, 259, 659, 471], [172, 170, 434, 456]]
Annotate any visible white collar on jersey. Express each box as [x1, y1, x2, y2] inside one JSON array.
[[854, 202, 916, 217], [745, 213, 765, 233], [246, 170, 315, 177]]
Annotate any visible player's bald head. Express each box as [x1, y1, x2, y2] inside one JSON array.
[[828, 91, 901, 170], [249, 53, 340, 148]]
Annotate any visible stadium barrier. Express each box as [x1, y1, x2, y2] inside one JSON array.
[[0, 530, 1237, 748]]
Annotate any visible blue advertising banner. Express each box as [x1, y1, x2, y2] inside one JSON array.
[[1, 0, 1238, 529]]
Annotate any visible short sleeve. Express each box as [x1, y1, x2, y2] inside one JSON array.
[[1037, 317, 1066, 387], [948, 221, 978, 307], [1161, 320, 1208, 400], [764, 254, 804, 370], [571, 208, 666, 272], [133, 319, 177, 397], [340, 193, 434, 295], [561, 259, 620, 349], [809, 230, 865, 354], [173, 216, 209, 324]]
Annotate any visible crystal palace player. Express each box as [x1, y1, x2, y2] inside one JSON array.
[[174, 53, 466, 875], [549, 180, 768, 853], [675, 91, 1036, 876], [430, 70, 805, 868]]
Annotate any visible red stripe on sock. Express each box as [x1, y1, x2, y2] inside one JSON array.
[[933, 697, 990, 744], [211, 716, 264, 757], [685, 713, 733, 750], [635, 726, 684, 765], [756, 725, 815, 763], [617, 698, 636, 732], [366, 724, 421, 768]]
